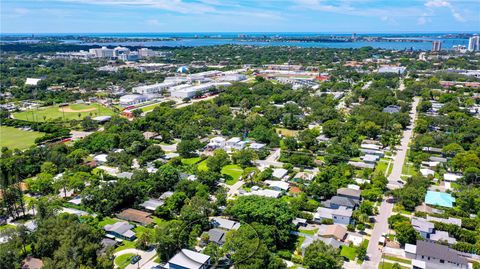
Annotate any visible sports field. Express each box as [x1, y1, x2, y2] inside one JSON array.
[[0, 126, 44, 150], [13, 103, 116, 122]]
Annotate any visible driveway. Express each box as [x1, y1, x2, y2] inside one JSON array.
[[114, 248, 157, 269], [227, 180, 245, 198]]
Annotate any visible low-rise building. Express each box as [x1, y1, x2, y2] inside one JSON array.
[[314, 206, 353, 225], [104, 221, 136, 241], [116, 208, 153, 225], [411, 217, 435, 238], [264, 180, 290, 192], [322, 196, 359, 209], [405, 240, 469, 269], [167, 249, 211, 269]]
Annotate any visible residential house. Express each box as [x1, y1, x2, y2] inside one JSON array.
[[140, 198, 165, 212], [411, 217, 435, 238], [426, 216, 461, 226], [207, 228, 226, 245], [348, 161, 375, 169], [249, 142, 266, 150], [322, 196, 359, 209], [21, 257, 43, 269], [247, 189, 282, 198], [425, 191, 455, 208], [336, 187, 361, 201], [264, 180, 290, 192], [301, 236, 345, 255], [430, 231, 457, 245], [116, 208, 153, 225], [210, 217, 240, 230], [405, 240, 469, 269], [420, 168, 435, 177], [104, 221, 136, 241], [317, 224, 347, 240], [272, 168, 288, 179], [293, 172, 315, 181], [293, 218, 308, 228], [206, 137, 226, 150], [383, 105, 401, 113], [314, 206, 353, 225], [167, 249, 211, 269]]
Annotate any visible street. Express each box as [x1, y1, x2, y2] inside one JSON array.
[[362, 95, 420, 269]]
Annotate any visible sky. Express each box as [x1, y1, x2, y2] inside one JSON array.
[[1, 0, 479, 33]]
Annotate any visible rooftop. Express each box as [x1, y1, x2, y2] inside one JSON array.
[[425, 191, 455, 208], [414, 240, 468, 265], [116, 208, 153, 225], [168, 249, 210, 269]]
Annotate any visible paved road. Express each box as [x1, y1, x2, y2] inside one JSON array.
[[362, 96, 420, 269], [114, 248, 157, 269], [387, 96, 420, 189], [227, 180, 245, 197]]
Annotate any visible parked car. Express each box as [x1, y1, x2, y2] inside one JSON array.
[[131, 255, 141, 264]]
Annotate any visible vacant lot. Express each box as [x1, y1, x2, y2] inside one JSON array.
[[0, 126, 44, 150], [14, 103, 115, 122]]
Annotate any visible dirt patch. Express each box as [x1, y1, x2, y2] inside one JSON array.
[[58, 106, 97, 113]]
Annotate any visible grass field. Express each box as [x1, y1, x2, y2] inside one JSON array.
[[221, 164, 244, 185], [298, 228, 318, 236], [0, 224, 15, 232], [0, 126, 44, 150], [139, 102, 164, 112], [197, 160, 208, 171], [340, 246, 357, 260], [13, 103, 115, 122], [182, 157, 201, 165], [98, 217, 118, 228]]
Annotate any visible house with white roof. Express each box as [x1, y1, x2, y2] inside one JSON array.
[[210, 217, 241, 230], [264, 180, 290, 191], [272, 168, 288, 179], [420, 168, 435, 177], [206, 137, 226, 150], [247, 189, 282, 198], [313, 206, 353, 225], [167, 249, 210, 269], [443, 173, 462, 182], [93, 154, 108, 164]]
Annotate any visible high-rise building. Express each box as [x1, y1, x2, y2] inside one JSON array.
[[431, 40, 442, 52], [468, 34, 480, 51]]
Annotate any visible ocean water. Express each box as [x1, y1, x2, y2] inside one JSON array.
[[1, 32, 472, 50]]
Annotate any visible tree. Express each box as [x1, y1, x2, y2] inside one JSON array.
[[206, 149, 230, 173], [304, 240, 343, 269], [452, 151, 480, 172], [155, 220, 188, 261], [150, 165, 180, 194], [442, 143, 464, 157], [393, 221, 419, 245], [177, 139, 202, 158], [232, 149, 257, 168]]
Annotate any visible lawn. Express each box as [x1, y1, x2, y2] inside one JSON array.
[[276, 128, 299, 137], [182, 157, 201, 165], [98, 217, 118, 228], [0, 224, 15, 232], [13, 103, 115, 122], [197, 160, 208, 171], [298, 228, 318, 236], [221, 164, 244, 185], [382, 255, 411, 264], [115, 253, 136, 269], [139, 102, 163, 112], [0, 126, 44, 150], [114, 240, 136, 253], [375, 159, 389, 175], [340, 246, 357, 261], [378, 262, 408, 269], [401, 162, 417, 176]]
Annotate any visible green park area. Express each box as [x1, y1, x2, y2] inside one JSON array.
[[196, 160, 243, 185], [13, 103, 115, 122], [114, 253, 135, 269], [0, 126, 44, 150]]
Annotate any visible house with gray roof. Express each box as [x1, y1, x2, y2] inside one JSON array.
[[210, 217, 240, 230], [322, 196, 359, 209], [104, 221, 136, 241], [167, 249, 210, 269], [383, 105, 401, 113], [411, 217, 435, 238], [405, 240, 469, 269], [336, 188, 361, 201], [207, 228, 226, 245], [139, 198, 165, 211], [426, 216, 461, 226], [430, 231, 457, 245]]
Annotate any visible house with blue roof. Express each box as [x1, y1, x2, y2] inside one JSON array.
[[425, 191, 455, 208]]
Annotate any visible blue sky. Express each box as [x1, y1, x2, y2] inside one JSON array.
[[1, 0, 479, 33]]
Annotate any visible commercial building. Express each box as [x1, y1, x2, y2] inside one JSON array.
[[133, 81, 181, 94], [119, 94, 149, 106], [170, 82, 231, 99], [377, 66, 406, 75], [89, 47, 114, 58]]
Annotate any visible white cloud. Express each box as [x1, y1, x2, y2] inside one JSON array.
[[424, 0, 466, 22]]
